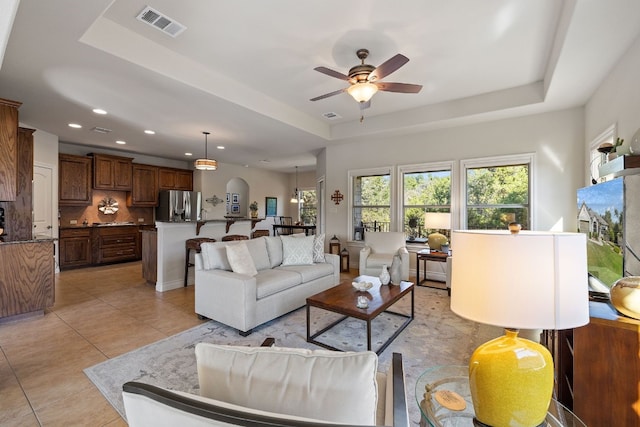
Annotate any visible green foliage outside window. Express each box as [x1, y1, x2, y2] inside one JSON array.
[[403, 171, 451, 238]]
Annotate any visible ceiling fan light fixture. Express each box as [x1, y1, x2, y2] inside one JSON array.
[[347, 82, 378, 103], [194, 131, 218, 171]]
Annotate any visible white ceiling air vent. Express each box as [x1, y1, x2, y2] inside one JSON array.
[[322, 112, 342, 120], [91, 127, 112, 134], [136, 6, 186, 38]]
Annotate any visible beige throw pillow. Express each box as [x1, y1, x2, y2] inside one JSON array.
[[226, 242, 258, 276], [281, 235, 314, 266]]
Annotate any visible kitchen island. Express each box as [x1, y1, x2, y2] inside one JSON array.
[[151, 219, 263, 292]]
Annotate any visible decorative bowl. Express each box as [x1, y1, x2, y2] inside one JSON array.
[[352, 281, 373, 292]]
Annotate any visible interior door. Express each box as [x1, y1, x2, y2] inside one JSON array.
[[33, 164, 53, 239]]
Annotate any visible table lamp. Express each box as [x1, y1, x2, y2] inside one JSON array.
[[424, 212, 450, 251], [450, 229, 589, 427]]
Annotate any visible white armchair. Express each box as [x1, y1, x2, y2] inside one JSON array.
[[359, 232, 409, 281]]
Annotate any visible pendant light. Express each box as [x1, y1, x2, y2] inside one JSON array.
[[194, 131, 218, 171], [290, 166, 299, 203]]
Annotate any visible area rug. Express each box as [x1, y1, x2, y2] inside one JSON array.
[[84, 286, 501, 425]]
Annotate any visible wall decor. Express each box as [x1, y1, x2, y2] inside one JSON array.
[[232, 193, 239, 204], [206, 195, 223, 206], [231, 204, 240, 213], [265, 197, 277, 216], [331, 190, 344, 205], [226, 193, 230, 202], [98, 197, 119, 215]]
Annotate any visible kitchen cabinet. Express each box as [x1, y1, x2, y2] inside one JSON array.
[[0, 240, 55, 319], [0, 98, 21, 201], [59, 228, 92, 269], [127, 164, 158, 207], [91, 153, 133, 190], [92, 225, 139, 264], [158, 167, 193, 191], [0, 127, 34, 241], [59, 154, 92, 206]]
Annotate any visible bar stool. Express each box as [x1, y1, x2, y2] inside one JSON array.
[[251, 229, 270, 238], [184, 237, 216, 287], [221, 234, 249, 241]]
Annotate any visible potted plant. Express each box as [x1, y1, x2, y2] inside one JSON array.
[[407, 212, 421, 241], [249, 201, 258, 218]]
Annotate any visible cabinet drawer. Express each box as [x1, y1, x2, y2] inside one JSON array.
[[60, 228, 91, 238], [101, 245, 137, 261], [101, 235, 136, 247]]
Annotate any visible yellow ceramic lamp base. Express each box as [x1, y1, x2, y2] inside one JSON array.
[[427, 232, 448, 251], [469, 329, 553, 427]]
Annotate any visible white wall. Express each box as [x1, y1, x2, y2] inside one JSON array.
[[321, 107, 585, 245], [586, 32, 640, 155]]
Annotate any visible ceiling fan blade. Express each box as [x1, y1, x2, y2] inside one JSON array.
[[359, 100, 371, 110], [314, 66, 350, 81], [368, 54, 409, 82], [310, 88, 347, 101], [376, 82, 423, 93]]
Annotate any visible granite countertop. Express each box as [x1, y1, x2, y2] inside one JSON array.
[[60, 223, 154, 230], [0, 238, 57, 245]]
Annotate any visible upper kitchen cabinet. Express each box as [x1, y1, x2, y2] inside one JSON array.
[[0, 98, 22, 201], [127, 163, 158, 207], [158, 167, 193, 191], [91, 153, 133, 191], [59, 154, 92, 206]]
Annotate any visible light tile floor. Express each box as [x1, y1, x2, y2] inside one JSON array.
[[0, 261, 437, 426]]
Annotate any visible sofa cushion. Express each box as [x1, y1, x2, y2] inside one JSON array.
[[276, 263, 333, 283], [200, 242, 232, 271], [255, 269, 302, 299], [226, 242, 258, 276], [281, 235, 314, 266], [264, 236, 284, 268], [244, 237, 271, 271], [195, 343, 379, 425]]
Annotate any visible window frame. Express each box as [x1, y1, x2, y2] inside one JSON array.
[[348, 166, 394, 242], [460, 153, 535, 230], [397, 161, 456, 239]]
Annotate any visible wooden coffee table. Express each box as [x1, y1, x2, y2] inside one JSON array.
[[306, 275, 414, 354]]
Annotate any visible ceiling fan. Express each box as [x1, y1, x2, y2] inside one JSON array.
[[310, 48, 422, 110]]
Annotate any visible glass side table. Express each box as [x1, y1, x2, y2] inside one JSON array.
[[415, 365, 586, 427]]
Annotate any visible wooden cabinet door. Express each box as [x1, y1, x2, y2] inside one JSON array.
[[0, 98, 21, 201], [158, 168, 176, 190], [113, 158, 132, 190], [127, 164, 158, 207], [59, 154, 92, 206], [92, 154, 132, 190], [59, 229, 92, 269], [174, 169, 193, 191], [2, 127, 34, 240]]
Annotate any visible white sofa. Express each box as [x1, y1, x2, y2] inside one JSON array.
[[359, 232, 409, 281], [195, 235, 339, 335], [123, 341, 409, 427]]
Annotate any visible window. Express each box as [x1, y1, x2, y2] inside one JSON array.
[[589, 124, 617, 184], [299, 189, 317, 225], [350, 168, 392, 240], [462, 154, 534, 230], [400, 163, 452, 240]]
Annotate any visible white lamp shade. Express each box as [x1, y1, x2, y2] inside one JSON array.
[[424, 212, 451, 230], [347, 82, 378, 103], [450, 230, 589, 330]]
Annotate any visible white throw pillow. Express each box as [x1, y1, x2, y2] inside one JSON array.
[[195, 343, 379, 425], [244, 237, 271, 271], [281, 235, 314, 266], [200, 242, 232, 271], [225, 242, 258, 276], [312, 233, 325, 263]]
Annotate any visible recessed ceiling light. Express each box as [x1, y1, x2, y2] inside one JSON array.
[[116, 140, 126, 145], [144, 129, 155, 135], [68, 123, 82, 129], [217, 145, 225, 150], [259, 159, 270, 163], [185, 152, 193, 156], [93, 108, 107, 115]]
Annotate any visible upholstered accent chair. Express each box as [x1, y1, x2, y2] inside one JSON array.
[[359, 232, 409, 281], [123, 339, 409, 427]]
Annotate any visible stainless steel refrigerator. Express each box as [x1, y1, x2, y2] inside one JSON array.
[[156, 190, 202, 222]]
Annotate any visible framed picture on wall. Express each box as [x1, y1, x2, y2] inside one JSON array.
[[231, 204, 240, 213], [226, 193, 230, 202], [265, 197, 277, 216], [232, 193, 239, 204]]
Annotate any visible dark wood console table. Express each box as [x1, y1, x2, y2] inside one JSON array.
[[415, 251, 448, 290], [272, 224, 316, 236]]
